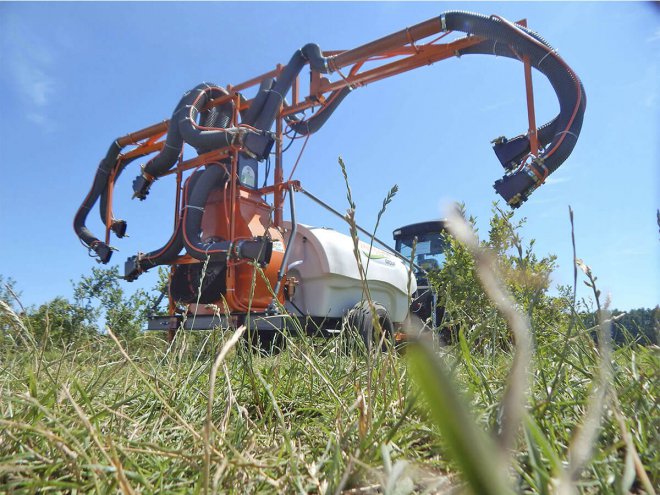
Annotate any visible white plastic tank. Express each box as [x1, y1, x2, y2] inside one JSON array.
[[282, 223, 416, 323]]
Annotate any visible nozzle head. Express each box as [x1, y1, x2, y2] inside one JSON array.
[[124, 255, 141, 282], [492, 135, 531, 172], [493, 170, 537, 209], [93, 242, 113, 264], [132, 175, 153, 200], [111, 219, 127, 238]]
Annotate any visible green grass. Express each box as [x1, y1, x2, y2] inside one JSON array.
[[1, 193, 657, 494], [1, 309, 657, 494]]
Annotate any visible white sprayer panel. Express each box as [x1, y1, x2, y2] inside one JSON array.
[[283, 223, 415, 322]]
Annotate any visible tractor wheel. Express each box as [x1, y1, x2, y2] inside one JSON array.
[[246, 329, 287, 355], [346, 301, 394, 352]]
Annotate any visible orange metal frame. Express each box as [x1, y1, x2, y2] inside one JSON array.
[[102, 18, 538, 316]]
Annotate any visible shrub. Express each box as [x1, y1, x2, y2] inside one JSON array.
[[429, 203, 570, 351]]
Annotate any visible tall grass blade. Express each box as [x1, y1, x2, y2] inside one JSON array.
[[407, 341, 514, 495]]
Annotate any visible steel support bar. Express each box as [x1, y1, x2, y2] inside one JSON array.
[[120, 141, 165, 160], [274, 115, 284, 226], [148, 313, 290, 332], [330, 17, 444, 69], [117, 121, 169, 147], [280, 36, 484, 117], [298, 187, 425, 274], [518, 20, 539, 157]]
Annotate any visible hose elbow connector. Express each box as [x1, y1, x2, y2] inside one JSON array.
[[132, 173, 154, 200], [124, 255, 142, 281], [300, 43, 332, 74], [92, 241, 113, 264], [493, 161, 547, 208], [235, 236, 273, 267]]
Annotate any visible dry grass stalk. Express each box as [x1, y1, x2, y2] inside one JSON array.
[[557, 256, 613, 494], [445, 204, 533, 456], [204, 324, 247, 495]]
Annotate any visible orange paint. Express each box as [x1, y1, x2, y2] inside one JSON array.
[[201, 187, 285, 313]]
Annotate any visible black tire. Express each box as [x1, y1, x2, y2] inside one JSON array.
[[247, 329, 287, 355], [345, 301, 394, 352]]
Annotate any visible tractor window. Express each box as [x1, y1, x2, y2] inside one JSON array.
[[396, 232, 447, 272]]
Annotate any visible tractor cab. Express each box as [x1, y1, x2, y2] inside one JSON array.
[[393, 221, 448, 329], [393, 221, 448, 274]]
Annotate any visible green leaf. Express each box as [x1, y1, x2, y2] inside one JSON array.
[[407, 342, 515, 495]]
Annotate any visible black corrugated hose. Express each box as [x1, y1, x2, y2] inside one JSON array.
[[75, 11, 585, 265]]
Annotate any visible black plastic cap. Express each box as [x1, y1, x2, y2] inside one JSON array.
[[111, 219, 127, 238], [244, 133, 275, 161], [93, 242, 113, 264], [493, 171, 536, 209], [132, 175, 153, 200], [237, 237, 273, 266], [493, 136, 530, 171], [124, 255, 141, 282]]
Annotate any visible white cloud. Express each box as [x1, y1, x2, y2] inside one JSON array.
[[1, 13, 57, 126], [11, 57, 55, 108], [481, 99, 515, 112], [617, 247, 651, 257], [531, 196, 562, 206], [544, 175, 570, 186], [647, 28, 660, 43], [26, 113, 47, 126]]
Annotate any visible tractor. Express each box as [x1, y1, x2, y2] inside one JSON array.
[[393, 221, 448, 330]]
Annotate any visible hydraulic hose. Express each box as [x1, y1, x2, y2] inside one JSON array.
[[131, 100, 185, 200], [439, 11, 585, 207], [286, 86, 353, 135], [242, 78, 274, 126], [182, 164, 231, 261], [251, 43, 333, 130], [99, 154, 139, 228], [456, 22, 586, 171]]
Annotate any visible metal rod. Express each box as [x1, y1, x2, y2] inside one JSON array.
[[330, 17, 443, 69], [523, 56, 538, 155], [116, 121, 169, 147], [519, 19, 539, 157], [104, 167, 116, 244], [269, 184, 298, 312], [298, 187, 426, 274], [274, 115, 284, 226]]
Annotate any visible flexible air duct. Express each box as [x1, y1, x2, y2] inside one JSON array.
[[124, 170, 203, 281], [440, 11, 585, 206], [132, 83, 234, 200], [181, 164, 273, 265]]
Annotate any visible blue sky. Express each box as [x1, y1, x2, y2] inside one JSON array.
[[0, 2, 658, 311]]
